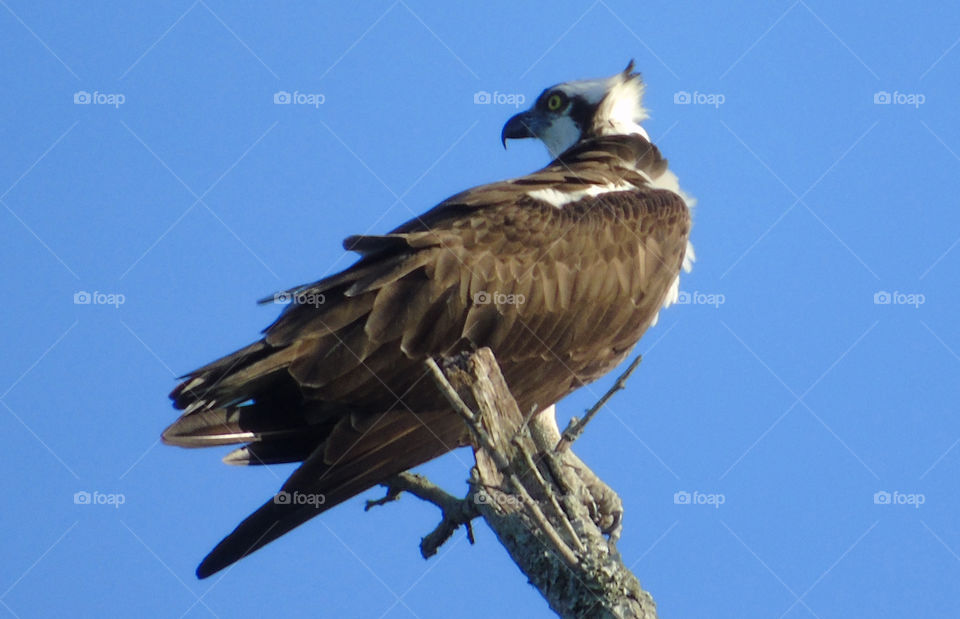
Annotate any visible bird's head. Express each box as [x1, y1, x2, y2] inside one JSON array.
[[501, 60, 649, 159]]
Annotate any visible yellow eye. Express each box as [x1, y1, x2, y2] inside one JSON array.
[[547, 93, 564, 111]]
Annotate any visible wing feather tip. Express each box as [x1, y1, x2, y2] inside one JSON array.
[[196, 558, 219, 580], [223, 446, 252, 466], [160, 423, 189, 447]]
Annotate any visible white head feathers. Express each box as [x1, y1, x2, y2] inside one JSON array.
[[501, 61, 651, 158]]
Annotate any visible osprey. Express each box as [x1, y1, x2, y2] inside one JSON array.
[[165, 61, 694, 578]]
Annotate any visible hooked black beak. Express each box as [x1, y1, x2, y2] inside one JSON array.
[[501, 111, 541, 148]]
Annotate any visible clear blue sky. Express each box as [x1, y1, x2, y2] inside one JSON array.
[[2, 2, 959, 617]]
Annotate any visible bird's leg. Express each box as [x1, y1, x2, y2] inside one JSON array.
[[527, 405, 625, 543], [560, 450, 624, 543]]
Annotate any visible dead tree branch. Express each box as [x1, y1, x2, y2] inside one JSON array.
[[425, 348, 658, 619]]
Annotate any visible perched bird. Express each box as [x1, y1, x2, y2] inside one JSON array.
[[164, 61, 694, 578]]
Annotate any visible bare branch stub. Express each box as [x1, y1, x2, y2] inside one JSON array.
[[557, 354, 643, 452], [365, 472, 479, 558]]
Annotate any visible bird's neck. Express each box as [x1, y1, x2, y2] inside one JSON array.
[[592, 119, 650, 142]]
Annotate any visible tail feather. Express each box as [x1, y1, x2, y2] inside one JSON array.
[[161, 401, 335, 448], [196, 409, 466, 578]]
